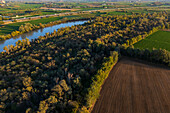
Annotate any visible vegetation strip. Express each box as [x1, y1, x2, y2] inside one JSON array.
[[120, 47, 170, 66], [84, 52, 118, 112]]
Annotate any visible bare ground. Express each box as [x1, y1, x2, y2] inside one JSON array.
[[40, 7, 79, 11], [162, 29, 170, 32], [92, 58, 170, 113]]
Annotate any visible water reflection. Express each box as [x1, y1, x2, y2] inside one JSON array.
[[21, 34, 26, 39], [0, 20, 87, 52], [0, 40, 5, 45], [14, 35, 20, 39]]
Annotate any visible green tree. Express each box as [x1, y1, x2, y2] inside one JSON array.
[[59, 80, 69, 92]]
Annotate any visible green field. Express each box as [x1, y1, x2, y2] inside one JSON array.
[[0, 17, 63, 35], [134, 30, 170, 51], [0, 10, 131, 35], [0, 15, 83, 35], [106, 11, 132, 15], [0, 3, 43, 15], [1, 4, 170, 36]]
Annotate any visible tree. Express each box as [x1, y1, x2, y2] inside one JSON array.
[[3, 46, 8, 53], [51, 85, 63, 97], [38, 101, 49, 113], [11, 61, 16, 66], [0, 16, 2, 21], [23, 77, 32, 87], [39, 23, 45, 28], [19, 25, 25, 32], [59, 80, 69, 92]]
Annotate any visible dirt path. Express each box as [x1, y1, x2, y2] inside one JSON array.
[[162, 29, 170, 32], [40, 7, 79, 11], [92, 58, 170, 113]]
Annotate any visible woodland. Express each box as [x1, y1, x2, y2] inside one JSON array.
[[0, 12, 169, 113]]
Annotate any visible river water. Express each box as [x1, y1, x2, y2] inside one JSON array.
[[0, 20, 88, 52]]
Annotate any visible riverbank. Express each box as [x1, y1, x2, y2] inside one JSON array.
[[0, 20, 88, 52], [0, 17, 90, 41]]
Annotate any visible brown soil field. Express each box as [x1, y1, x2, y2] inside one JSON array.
[[40, 7, 79, 11], [92, 58, 170, 113]]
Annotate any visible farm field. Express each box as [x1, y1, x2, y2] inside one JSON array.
[[1, 3, 169, 36], [0, 10, 131, 35], [92, 58, 170, 113], [134, 30, 170, 51], [0, 16, 62, 35], [0, 3, 43, 16], [105, 11, 132, 15], [0, 15, 85, 35], [40, 7, 79, 11]]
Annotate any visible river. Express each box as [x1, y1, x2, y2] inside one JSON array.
[[0, 20, 88, 52]]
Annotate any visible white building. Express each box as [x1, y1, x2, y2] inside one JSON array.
[[0, 0, 5, 4]]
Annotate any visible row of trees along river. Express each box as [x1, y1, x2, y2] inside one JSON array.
[[0, 20, 88, 52]]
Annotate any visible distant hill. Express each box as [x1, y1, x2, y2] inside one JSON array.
[[55, 0, 169, 2], [5, 0, 170, 2]]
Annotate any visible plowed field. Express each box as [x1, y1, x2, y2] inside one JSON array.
[[92, 58, 170, 113]]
